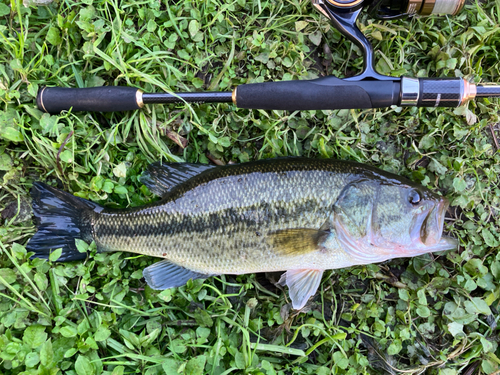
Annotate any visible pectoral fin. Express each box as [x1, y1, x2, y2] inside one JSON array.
[[278, 269, 324, 309], [143, 260, 215, 290], [268, 229, 329, 256]]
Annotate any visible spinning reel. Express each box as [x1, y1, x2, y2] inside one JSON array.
[[366, 0, 464, 19], [311, 0, 465, 80], [37, 0, 500, 114]]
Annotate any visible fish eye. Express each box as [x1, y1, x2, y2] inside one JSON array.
[[408, 190, 421, 205]]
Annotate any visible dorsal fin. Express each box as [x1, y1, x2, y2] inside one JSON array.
[[140, 162, 215, 197]]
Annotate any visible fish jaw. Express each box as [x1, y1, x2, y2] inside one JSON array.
[[336, 231, 458, 265], [420, 198, 449, 246], [387, 235, 458, 259], [412, 235, 458, 255], [404, 198, 457, 255]]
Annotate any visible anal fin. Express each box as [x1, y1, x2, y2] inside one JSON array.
[[279, 269, 324, 310], [143, 260, 214, 290]]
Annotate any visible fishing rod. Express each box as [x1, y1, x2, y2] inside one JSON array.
[[37, 0, 500, 114]]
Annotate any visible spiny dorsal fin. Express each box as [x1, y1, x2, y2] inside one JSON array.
[[143, 259, 214, 290], [278, 269, 324, 309], [140, 162, 215, 197], [267, 229, 329, 256]]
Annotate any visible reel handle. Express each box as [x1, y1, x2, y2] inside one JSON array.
[[312, 4, 388, 81]]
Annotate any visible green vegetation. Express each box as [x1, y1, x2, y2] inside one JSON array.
[[1, 0, 500, 373]]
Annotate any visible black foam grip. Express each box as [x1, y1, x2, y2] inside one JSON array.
[[37, 86, 141, 114], [235, 77, 400, 110]]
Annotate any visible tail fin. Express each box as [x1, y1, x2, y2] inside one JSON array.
[[27, 182, 103, 261]]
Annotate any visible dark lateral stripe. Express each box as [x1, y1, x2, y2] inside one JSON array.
[[94, 200, 327, 239]]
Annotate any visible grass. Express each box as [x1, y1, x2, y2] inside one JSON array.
[[1, 0, 500, 374]]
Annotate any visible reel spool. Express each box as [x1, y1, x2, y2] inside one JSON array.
[[367, 0, 466, 19], [318, 0, 465, 17]]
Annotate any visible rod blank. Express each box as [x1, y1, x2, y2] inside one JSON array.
[[142, 92, 233, 104], [476, 84, 500, 98]]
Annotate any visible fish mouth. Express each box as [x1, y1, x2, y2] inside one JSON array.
[[407, 197, 457, 254], [431, 235, 458, 252], [420, 198, 448, 246]]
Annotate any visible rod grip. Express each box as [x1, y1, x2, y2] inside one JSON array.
[[235, 77, 400, 110], [37, 86, 143, 114]]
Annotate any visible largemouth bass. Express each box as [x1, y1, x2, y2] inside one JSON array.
[[27, 158, 456, 309]]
